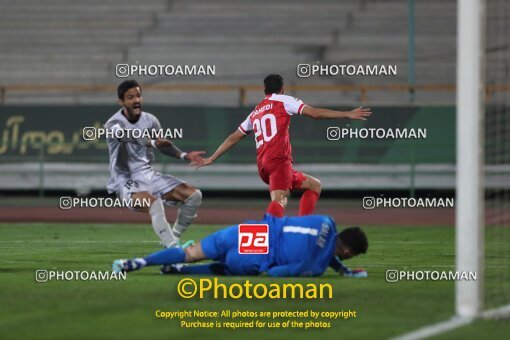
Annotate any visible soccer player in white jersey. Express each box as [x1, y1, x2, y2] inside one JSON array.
[[105, 80, 204, 248]]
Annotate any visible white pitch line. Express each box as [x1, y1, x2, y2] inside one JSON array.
[[393, 304, 510, 340], [391, 316, 474, 340], [481, 304, 510, 319]]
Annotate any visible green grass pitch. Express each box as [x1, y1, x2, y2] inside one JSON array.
[[0, 223, 508, 340]]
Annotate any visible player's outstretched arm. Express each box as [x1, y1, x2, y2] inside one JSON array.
[[192, 129, 246, 168], [329, 256, 367, 278], [266, 263, 305, 277], [152, 138, 205, 163], [301, 105, 372, 120]]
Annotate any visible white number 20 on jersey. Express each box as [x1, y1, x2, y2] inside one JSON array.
[[253, 114, 277, 149]]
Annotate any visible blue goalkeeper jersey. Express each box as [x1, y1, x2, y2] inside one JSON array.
[[201, 213, 338, 277], [263, 213, 338, 277]]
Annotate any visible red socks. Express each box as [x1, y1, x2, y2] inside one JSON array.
[[299, 190, 320, 216], [266, 201, 285, 217], [266, 191, 319, 217]]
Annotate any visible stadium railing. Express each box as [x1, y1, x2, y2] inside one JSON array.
[[1, 83, 510, 106]]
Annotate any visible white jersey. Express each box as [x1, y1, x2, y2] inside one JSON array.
[[104, 110, 161, 193]]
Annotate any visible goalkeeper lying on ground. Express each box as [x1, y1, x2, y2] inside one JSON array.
[[112, 212, 368, 278]]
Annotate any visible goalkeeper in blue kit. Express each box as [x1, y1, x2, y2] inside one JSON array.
[[112, 213, 368, 278]]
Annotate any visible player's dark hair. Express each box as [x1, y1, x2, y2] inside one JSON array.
[[339, 227, 368, 255], [264, 74, 284, 95], [117, 80, 141, 100]]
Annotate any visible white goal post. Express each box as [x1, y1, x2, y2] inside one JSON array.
[[455, 0, 486, 318]]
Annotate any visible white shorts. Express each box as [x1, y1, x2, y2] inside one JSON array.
[[116, 169, 185, 211]]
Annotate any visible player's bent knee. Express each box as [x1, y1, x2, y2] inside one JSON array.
[[304, 176, 321, 195], [164, 183, 199, 203], [312, 178, 322, 195], [185, 189, 202, 207]]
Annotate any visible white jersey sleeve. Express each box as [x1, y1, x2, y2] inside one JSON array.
[[238, 115, 253, 135], [271, 94, 306, 116]]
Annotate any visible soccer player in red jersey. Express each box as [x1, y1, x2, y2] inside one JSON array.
[[194, 74, 372, 217]]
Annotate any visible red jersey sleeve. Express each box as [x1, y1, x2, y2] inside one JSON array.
[[271, 94, 305, 116]]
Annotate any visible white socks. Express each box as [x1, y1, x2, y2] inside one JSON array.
[[172, 190, 202, 238], [148, 191, 202, 247], [149, 198, 177, 248]]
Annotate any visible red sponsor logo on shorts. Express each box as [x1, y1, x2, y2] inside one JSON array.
[[238, 224, 269, 254]]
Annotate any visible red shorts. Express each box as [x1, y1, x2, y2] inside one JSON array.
[[258, 159, 306, 192]]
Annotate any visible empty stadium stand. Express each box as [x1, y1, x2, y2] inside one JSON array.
[[0, 0, 467, 106]]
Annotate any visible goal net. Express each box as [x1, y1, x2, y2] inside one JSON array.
[[484, 0, 510, 315]]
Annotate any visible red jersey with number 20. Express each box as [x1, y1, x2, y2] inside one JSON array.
[[238, 94, 305, 167]]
